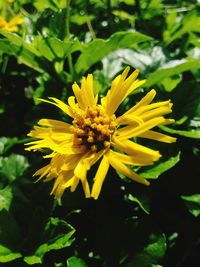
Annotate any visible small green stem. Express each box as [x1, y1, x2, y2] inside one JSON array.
[[66, 0, 74, 80], [87, 20, 96, 40]]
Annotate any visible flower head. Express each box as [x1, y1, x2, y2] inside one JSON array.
[[25, 67, 176, 200], [0, 15, 24, 32]]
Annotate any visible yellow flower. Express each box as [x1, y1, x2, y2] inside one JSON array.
[[25, 67, 176, 200], [0, 16, 24, 32]]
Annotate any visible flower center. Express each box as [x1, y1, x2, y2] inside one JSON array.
[[72, 106, 116, 152]]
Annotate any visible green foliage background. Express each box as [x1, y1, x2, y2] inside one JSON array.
[[0, 0, 200, 266]]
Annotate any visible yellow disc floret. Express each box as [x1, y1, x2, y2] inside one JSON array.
[[72, 106, 116, 152]]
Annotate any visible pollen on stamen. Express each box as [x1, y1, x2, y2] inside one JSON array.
[[72, 106, 116, 152]]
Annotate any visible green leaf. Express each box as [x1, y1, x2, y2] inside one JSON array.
[[139, 152, 180, 179], [145, 59, 200, 87], [0, 32, 55, 72], [75, 31, 152, 74], [0, 245, 22, 263], [0, 31, 40, 56], [126, 233, 167, 267], [161, 74, 182, 92], [0, 210, 22, 263], [38, 38, 65, 61], [159, 125, 200, 139], [24, 217, 75, 265], [0, 39, 43, 72], [38, 37, 82, 61], [0, 186, 13, 211], [181, 194, 200, 217], [0, 154, 29, 182], [112, 10, 135, 22], [67, 256, 88, 267], [70, 14, 95, 25], [127, 193, 150, 214], [165, 11, 200, 45], [0, 137, 18, 155], [34, 0, 59, 11]]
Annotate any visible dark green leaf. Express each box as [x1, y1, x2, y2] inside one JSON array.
[[24, 217, 75, 264], [181, 194, 200, 217], [0, 210, 22, 263], [126, 233, 166, 267], [0, 39, 43, 72]]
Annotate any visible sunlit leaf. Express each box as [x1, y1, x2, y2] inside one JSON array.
[[70, 14, 95, 25], [165, 11, 200, 45], [161, 74, 182, 92], [0, 186, 13, 211], [0, 39, 43, 72], [75, 31, 153, 74], [38, 37, 82, 61], [159, 125, 200, 139], [145, 59, 200, 87], [0, 137, 18, 155], [0, 154, 29, 181], [127, 193, 150, 214], [67, 256, 88, 267]]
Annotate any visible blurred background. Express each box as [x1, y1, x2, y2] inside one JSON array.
[[0, 1, 200, 266]]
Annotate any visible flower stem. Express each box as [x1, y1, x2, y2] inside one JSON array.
[[66, 0, 74, 80]]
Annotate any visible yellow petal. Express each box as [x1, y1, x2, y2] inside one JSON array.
[[70, 176, 80, 192], [61, 175, 79, 192], [133, 100, 172, 117], [117, 117, 166, 140], [112, 137, 161, 161], [85, 74, 96, 106], [139, 130, 177, 143], [140, 106, 172, 121], [108, 149, 154, 166], [25, 138, 85, 155], [74, 154, 91, 198], [91, 156, 110, 200], [38, 118, 72, 129], [33, 164, 51, 181], [61, 154, 81, 171], [8, 16, 24, 26], [106, 68, 143, 115], [72, 82, 85, 110], [68, 96, 78, 111], [51, 170, 74, 198], [37, 98, 73, 117], [121, 89, 156, 118], [107, 152, 150, 186], [116, 114, 143, 126], [28, 126, 73, 142], [124, 79, 146, 100]]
